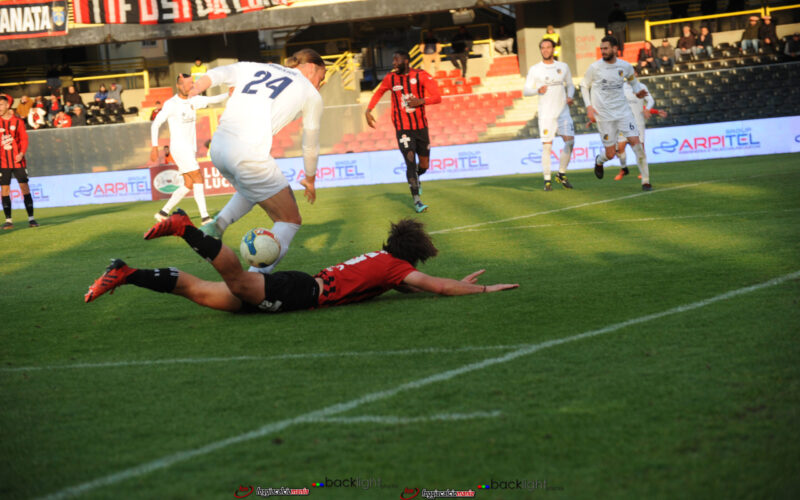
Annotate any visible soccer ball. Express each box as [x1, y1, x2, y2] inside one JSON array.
[[240, 228, 281, 268]]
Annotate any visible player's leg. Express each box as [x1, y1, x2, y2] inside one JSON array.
[[155, 152, 193, 221], [143, 209, 270, 303], [182, 169, 211, 223], [252, 186, 303, 273], [1, 170, 13, 229], [84, 257, 243, 311], [627, 135, 651, 190], [397, 130, 425, 212], [554, 110, 575, 189], [538, 115, 557, 190], [415, 128, 432, 198], [593, 120, 619, 179], [614, 134, 629, 180]]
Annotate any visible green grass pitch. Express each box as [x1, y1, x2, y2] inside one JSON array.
[[1, 154, 799, 500]]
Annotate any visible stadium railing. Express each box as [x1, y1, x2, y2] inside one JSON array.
[[322, 52, 359, 91], [644, 7, 767, 41]]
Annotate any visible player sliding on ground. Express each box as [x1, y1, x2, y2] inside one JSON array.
[[84, 214, 518, 312], [192, 49, 326, 275], [581, 36, 653, 191]]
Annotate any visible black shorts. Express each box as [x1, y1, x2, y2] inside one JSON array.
[[0, 168, 28, 186], [396, 128, 430, 158], [240, 271, 320, 313]]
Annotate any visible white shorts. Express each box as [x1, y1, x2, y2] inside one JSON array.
[[170, 149, 201, 174], [210, 133, 289, 203], [538, 107, 574, 142], [617, 114, 646, 143], [598, 117, 639, 147]]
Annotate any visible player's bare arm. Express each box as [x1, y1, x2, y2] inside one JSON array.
[[365, 108, 377, 128], [299, 176, 316, 204], [188, 75, 212, 97], [406, 96, 425, 107], [402, 270, 518, 296], [635, 89, 649, 99]]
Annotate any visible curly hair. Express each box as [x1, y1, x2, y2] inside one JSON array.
[[382, 218, 438, 267]]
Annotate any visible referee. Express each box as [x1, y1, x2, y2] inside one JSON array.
[[365, 50, 441, 213], [0, 95, 37, 229]]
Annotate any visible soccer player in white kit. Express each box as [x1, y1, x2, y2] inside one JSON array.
[[523, 38, 575, 191], [187, 49, 325, 274], [150, 73, 228, 222], [614, 80, 668, 181], [580, 36, 653, 191]]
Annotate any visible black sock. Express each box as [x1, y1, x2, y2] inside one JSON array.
[[407, 177, 420, 197], [417, 166, 428, 177], [2, 196, 10, 219], [23, 193, 34, 217], [127, 268, 179, 293], [182, 225, 222, 261]]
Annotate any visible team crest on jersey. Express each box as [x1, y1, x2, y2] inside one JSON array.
[[410, 78, 418, 84], [604, 134, 609, 140], [392, 85, 403, 91], [557, 69, 562, 74], [9, 125, 16, 131], [543, 129, 549, 135], [618, 70, 624, 77]]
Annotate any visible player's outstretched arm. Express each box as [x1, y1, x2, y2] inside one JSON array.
[[402, 270, 518, 296]]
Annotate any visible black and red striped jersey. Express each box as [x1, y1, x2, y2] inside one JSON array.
[[0, 114, 28, 169], [314, 250, 416, 307], [368, 68, 441, 131]]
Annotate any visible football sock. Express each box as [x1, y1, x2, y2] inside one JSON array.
[[127, 268, 179, 293], [2, 195, 10, 219], [559, 139, 574, 173], [216, 192, 255, 233], [192, 184, 209, 219], [597, 151, 610, 164], [417, 166, 428, 177], [405, 151, 420, 197], [541, 143, 552, 181], [633, 143, 650, 184], [254, 222, 301, 274], [182, 225, 223, 261], [162, 185, 190, 214], [618, 150, 627, 168], [23, 193, 34, 217]]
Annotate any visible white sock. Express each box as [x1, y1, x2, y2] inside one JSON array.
[[162, 185, 190, 214], [192, 184, 209, 219], [559, 140, 573, 173], [618, 150, 627, 168], [597, 151, 610, 164], [633, 143, 649, 184], [541, 143, 552, 180], [216, 192, 256, 233], [249, 221, 301, 274]]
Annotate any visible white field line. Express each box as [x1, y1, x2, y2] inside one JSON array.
[[307, 410, 502, 425], [452, 208, 800, 233], [429, 180, 712, 234], [37, 270, 800, 500], [0, 344, 526, 373]]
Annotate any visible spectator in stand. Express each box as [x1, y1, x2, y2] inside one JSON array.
[[150, 100, 163, 121], [15, 96, 32, 119], [607, 3, 627, 53], [695, 25, 714, 57], [94, 84, 108, 108], [191, 58, 207, 82], [543, 25, 560, 59], [675, 25, 697, 60], [106, 83, 123, 113], [450, 26, 474, 78], [71, 105, 87, 127], [45, 65, 61, 96], [657, 38, 675, 69], [741, 15, 761, 53], [28, 107, 46, 129], [785, 32, 800, 59], [494, 25, 515, 55], [164, 145, 174, 165], [53, 110, 72, 128], [45, 93, 62, 125], [759, 16, 779, 52], [63, 85, 84, 114], [638, 40, 659, 70], [421, 30, 442, 75]]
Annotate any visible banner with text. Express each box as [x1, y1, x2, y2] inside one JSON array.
[[71, 0, 293, 25], [0, 0, 68, 40]]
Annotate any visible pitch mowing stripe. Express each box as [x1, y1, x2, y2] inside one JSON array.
[[429, 181, 713, 234], [454, 208, 800, 233], [1, 344, 526, 373], [36, 270, 800, 500]]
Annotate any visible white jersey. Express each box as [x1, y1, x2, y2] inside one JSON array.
[[206, 62, 323, 165], [523, 60, 575, 118], [580, 58, 645, 121], [150, 93, 227, 152], [624, 81, 654, 122]]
